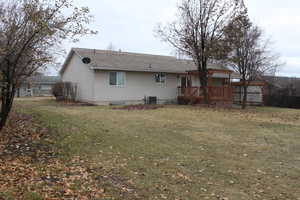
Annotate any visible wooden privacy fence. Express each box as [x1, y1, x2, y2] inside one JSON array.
[[178, 86, 233, 103], [208, 86, 232, 101], [264, 95, 300, 109]]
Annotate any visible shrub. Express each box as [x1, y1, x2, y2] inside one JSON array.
[[51, 82, 77, 102], [178, 96, 193, 105]]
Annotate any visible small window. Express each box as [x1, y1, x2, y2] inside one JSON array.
[[155, 73, 166, 83], [109, 72, 125, 86]]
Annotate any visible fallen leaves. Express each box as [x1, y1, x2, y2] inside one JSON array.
[[0, 111, 107, 200]]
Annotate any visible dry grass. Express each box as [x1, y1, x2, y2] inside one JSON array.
[[8, 98, 300, 199]]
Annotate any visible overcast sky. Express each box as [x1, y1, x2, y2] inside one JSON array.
[[60, 0, 300, 77]]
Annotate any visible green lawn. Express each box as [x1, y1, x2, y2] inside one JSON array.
[[9, 98, 300, 199]]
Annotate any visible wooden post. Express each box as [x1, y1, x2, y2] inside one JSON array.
[[208, 71, 213, 102], [229, 72, 232, 101], [208, 72, 213, 87]]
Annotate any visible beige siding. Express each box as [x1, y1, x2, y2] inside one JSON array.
[[61, 54, 95, 102], [61, 55, 231, 105], [93, 71, 178, 104]]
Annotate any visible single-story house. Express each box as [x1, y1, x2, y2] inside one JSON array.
[[17, 75, 60, 97], [60, 48, 242, 105]]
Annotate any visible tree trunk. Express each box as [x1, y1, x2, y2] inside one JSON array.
[[197, 58, 209, 104], [0, 102, 13, 131], [0, 83, 15, 132], [242, 84, 248, 109], [199, 75, 209, 104]]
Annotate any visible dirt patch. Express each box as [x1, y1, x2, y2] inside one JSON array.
[[193, 102, 234, 109], [56, 101, 96, 107], [113, 104, 164, 110]]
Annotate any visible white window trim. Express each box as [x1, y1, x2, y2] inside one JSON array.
[[109, 71, 126, 88]]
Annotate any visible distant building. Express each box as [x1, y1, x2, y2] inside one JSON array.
[[17, 75, 60, 97]]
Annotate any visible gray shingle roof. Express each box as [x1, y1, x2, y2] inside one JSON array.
[[71, 48, 230, 74]]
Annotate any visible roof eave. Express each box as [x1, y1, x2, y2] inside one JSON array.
[[91, 67, 186, 74], [59, 49, 75, 76], [60, 48, 90, 76]]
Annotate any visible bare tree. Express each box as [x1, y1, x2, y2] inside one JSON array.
[[0, 0, 97, 131], [224, 14, 280, 109], [156, 0, 245, 104]]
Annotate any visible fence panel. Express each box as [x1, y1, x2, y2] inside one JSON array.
[[264, 95, 300, 109]]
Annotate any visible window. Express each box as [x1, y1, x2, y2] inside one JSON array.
[[155, 73, 166, 83], [41, 85, 52, 90], [109, 72, 125, 86]]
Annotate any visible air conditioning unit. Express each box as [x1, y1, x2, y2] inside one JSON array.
[[146, 96, 157, 105]]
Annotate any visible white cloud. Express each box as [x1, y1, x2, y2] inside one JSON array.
[[277, 57, 300, 77], [54, 0, 300, 77]]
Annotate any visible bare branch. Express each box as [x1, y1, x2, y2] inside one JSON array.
[[155, 0, 245, 103], [0, 0, 97, 130]]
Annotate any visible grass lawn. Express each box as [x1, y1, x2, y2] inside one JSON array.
[[2, 97, 300, 199]]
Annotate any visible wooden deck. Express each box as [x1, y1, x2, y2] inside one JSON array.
[[178, 86, 233, 104]]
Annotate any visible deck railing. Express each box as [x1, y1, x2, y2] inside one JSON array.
[[178, 86, 233, 101]]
